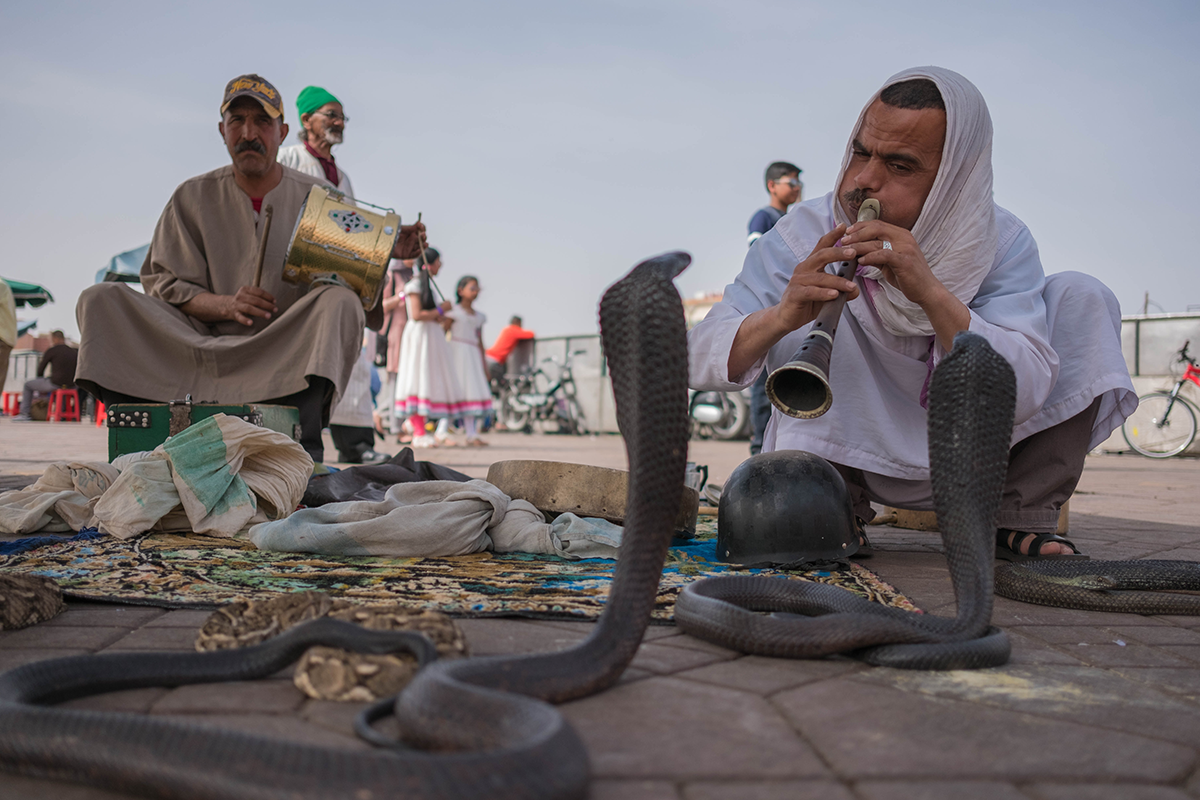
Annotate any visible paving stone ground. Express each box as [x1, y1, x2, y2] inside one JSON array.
[[1, 417, 1200, 799]]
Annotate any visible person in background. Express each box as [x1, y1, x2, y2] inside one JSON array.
[[0, 282, 15, 404], [328, 333, 390, 464], [439, 276, 493, 446], [378, 258, 415, 442], [13, 330, 77, 422], [746, 161, 803, 454], [393, 248, 462, 448], [485, 315, 536, 383], [276, 85, 354, 197]]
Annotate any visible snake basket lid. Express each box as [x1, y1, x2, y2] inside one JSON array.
[[486, 460, 699, 539], [283, 184, 399, 310]]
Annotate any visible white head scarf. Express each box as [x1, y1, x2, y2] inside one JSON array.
[[835, 67, 998, 338]]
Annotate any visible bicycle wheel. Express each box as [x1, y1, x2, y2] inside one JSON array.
[[1122, 392, 1198, 458], [564, 396, 588, 435]]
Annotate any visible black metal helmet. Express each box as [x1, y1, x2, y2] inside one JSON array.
[[717, 450, 858, 566]]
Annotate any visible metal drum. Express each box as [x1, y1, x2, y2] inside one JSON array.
[[283, 185, 401, 309]]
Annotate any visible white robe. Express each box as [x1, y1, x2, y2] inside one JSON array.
[[277, 143, 355, 198], [688, 192, 1136, 487]]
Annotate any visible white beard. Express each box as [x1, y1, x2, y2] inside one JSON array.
[[322, 128, 343, 146]]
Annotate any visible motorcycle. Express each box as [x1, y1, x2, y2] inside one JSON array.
[[688, 388, 751, 440]]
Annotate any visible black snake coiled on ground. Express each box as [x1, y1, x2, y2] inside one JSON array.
[[995, 560, 1200, 614], [0, 252, 692, 800], [675, 330, 1017, 669]]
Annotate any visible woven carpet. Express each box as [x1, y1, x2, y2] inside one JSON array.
[[0, 518, 916, 621]]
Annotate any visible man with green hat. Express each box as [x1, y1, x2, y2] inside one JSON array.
[[75, 74, 425, 466], [277, 85, 354, 197]]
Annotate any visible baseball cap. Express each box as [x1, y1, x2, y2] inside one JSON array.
[[220, 74, 284, 120]]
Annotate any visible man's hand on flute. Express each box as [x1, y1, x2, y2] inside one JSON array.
[[726, 226, 859, 379]]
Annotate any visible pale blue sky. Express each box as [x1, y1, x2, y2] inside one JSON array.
[[2, 0, 1197, 341]]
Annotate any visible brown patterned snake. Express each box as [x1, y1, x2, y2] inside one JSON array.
[[0, 252, 692, 799]]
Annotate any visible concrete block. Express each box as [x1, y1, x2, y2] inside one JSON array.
[[884, 500, 1069, 533], [487, 459, 700, 537], [854, 781, 1028, 800], [1029, 785, 1194, 800], [42, 605, 165, 628], [629, 641, 737, 675], [105, 626, 203, 651], [1, 625, 128, 650], [773, 678, 1194, 781], [152, 679, 305, 714], [683, 780, 856, 800], [141, 609, 214, 628], [678, 654, 863, 696], [590, 779, 680, 800], [457, 618, 589, 657], [562, 676, 829, 780]]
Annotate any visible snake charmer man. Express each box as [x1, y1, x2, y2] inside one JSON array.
[[688, 67, 1136, 560], [75, 74, 424, 464]]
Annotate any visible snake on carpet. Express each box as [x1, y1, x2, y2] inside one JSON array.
[[0, 251, 692, 800], [675, 329, 1017, 669]]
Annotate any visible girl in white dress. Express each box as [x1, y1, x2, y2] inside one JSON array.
[[392, 248, 462, 448], [438, 275, 493, 446]]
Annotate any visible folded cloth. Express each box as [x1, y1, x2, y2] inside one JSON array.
[[302, 447, 471, 506], [250, 478, 625, 560], [0, 415, 312, 540], [0, 462, 121, 534]]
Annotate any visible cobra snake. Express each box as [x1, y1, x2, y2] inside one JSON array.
[[675, 327, 1018, 669], [0, 252, 691, 800], [4, 252, 1183, 798], [995, 560, 1200, 614]]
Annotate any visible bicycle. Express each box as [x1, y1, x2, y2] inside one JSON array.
[[497, 350, 589, 435], [1121, 340, 1200, 458]]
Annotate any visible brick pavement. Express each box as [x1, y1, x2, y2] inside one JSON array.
[[1, 416, 1200, 799]]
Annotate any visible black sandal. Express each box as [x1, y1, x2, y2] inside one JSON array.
[[851, 518, 874, 559], [995, 529, 1088, 562]]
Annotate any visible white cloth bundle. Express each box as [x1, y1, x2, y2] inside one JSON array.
[[0, 415, 312, 538], [249, 479, 625, 560]]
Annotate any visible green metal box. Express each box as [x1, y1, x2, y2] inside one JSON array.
[[106, 402, 301, 461]]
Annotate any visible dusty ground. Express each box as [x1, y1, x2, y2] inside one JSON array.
[[2, 417, 1200, 799]]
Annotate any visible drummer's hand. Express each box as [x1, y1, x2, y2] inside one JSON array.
[[393, 222, 427, 260], [439, 300, 453, 313], [226, 286, 278, 326]]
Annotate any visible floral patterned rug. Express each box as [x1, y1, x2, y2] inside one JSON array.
[[0, 518, 917, 621]]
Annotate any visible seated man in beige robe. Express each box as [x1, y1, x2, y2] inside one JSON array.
[[76, 74, 422, 464]]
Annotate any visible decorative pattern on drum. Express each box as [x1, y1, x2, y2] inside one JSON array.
[[283, 185, 401, 310], [328, 209, 373, 234]]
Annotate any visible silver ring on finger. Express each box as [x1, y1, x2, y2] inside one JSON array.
[[881, 241, 893, 250]]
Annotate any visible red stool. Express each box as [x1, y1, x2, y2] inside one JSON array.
[[95, 399, 106, 427], [1, 392, 18, 416], [48, 389, 80, 422]]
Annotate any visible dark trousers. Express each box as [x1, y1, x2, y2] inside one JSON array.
[[329, 425, 376, 463], [837, 398, 1102, 534], [749, 371, 771, 456]]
